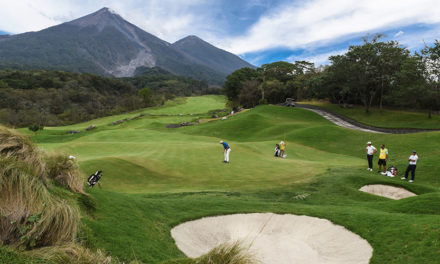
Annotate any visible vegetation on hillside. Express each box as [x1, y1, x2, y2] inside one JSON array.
[[0, 125, 120, 263], [224, 36, 440, 117], [0, 68, 217, 127]]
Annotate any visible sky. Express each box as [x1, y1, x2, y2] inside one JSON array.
[[1, 0, 440, 66]]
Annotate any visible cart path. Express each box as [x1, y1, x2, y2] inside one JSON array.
[[301, 107, 384, 133], [296, 104, 440, 134]]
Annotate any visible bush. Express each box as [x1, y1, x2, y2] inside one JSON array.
[[45, 154, 85, 195], [28, 125, 44, 132], [258, 99, 267, 105]]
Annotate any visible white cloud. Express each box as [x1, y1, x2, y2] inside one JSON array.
[[0, 0, 210, 42], [1, 0, 440, 59], [220, 0, 440, 54], [287, 49, 348, 66], [394, 30, 404, 37]]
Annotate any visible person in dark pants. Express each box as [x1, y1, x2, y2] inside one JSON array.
[[365, 141, 377, 171], [401, 150, 418, 183]]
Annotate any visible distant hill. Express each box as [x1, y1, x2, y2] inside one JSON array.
[[172, 35, 254, 76], [0, 8, 254, 84]]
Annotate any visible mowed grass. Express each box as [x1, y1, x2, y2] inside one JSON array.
[[30, 96, 440, 264], [299, 100, 440, 129]]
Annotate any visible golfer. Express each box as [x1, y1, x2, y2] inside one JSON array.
[[219, 140, 231, 163], [401, 150, 418, 183], [378, 144, 388, 173], [366, 141, 377, 171]]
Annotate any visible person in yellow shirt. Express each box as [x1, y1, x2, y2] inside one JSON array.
[[378, 144, 388, 173], [280, 141, 286, 158]]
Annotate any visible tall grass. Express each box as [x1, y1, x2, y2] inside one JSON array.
[[0, 125, 81, 250], [196, 241, 260, 264], [45, 153, 85, 194], [0, 158, 79, 248], [29, 243, 116, 264], [0, 126, 46, 182]]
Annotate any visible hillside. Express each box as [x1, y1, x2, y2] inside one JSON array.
[[0, 69, 209, 127], [0, 8, 254, 84]]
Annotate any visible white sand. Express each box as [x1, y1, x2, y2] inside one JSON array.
[[171, 213, 373, 264], [360, 184, 417, 200]]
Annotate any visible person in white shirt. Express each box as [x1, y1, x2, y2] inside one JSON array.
[[401, 150, 419, 183], [365, 141, 377, 171]]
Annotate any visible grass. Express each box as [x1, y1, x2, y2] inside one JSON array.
[[196, 241, 259, 264], [298, 100, 440, 129], [4, 96, 440, 263]]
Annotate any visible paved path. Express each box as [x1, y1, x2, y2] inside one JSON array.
[[303, 107, 384, 133]]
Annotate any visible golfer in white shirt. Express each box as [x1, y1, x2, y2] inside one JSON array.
[[365, 141, 377, 171], [401, 150, 419, 183]]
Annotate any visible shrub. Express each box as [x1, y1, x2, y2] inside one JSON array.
[[45, 153, 85, 194], [28, 125, 44, 133]]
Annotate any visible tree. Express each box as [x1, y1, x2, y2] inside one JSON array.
[[420, 40, 440, 118], [239, 80, 261, 108], [138, 87, 153, 106], [224, 67, 259, 102]]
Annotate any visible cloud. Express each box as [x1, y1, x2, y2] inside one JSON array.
[[220, 0, 440, 54], [287, 49, 348, 66], [1, 0, 439, 63], [394, 30, 404, 37]]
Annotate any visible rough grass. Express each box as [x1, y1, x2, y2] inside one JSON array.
[[0, 126, 46, 181], [45, 153, 85, 194], [196, 241, 259, 264], [28, 243, 115, 264], [0, 158, 79, 248], [0, 125, 80, 252]]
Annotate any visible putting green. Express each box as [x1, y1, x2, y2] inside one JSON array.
[[31, 95, 440, 264]]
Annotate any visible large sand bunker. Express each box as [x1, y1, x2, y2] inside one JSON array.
[[360, 184, 417, 200], [171, 213, 373, 264]]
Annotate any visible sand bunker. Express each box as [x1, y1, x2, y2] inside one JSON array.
[[360, 184, 417, 200], [171, 213, 373, 264]]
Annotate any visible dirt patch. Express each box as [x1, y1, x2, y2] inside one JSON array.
[[360, 184, 417, 200], [171, 213, 372, 264]]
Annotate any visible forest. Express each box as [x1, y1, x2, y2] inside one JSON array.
[[0, 68, 213, 127], [225, 36, 440, 117]]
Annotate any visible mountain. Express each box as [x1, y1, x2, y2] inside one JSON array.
[[173, 35, 254, 76], [0, 8, 254, 84]]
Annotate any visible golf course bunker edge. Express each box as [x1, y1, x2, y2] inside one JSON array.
[[171, 213, 373, 264], [360, 184, 417, 200]]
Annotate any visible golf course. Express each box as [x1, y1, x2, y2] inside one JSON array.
[[11, 95, 440, 263]]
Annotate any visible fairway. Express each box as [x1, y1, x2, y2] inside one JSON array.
[[33, 95, 440, 263]]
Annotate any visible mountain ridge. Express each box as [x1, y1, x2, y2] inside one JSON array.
[[0, 7, 254, 84]]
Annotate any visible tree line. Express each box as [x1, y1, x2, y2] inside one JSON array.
[[224, 36, 440, 117], [0, 68, 214, 127]]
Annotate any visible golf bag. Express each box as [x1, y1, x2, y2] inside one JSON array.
[[274, 144, 281, 157], [87, 170, 102, 187], [381, 166, 397, 177]]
